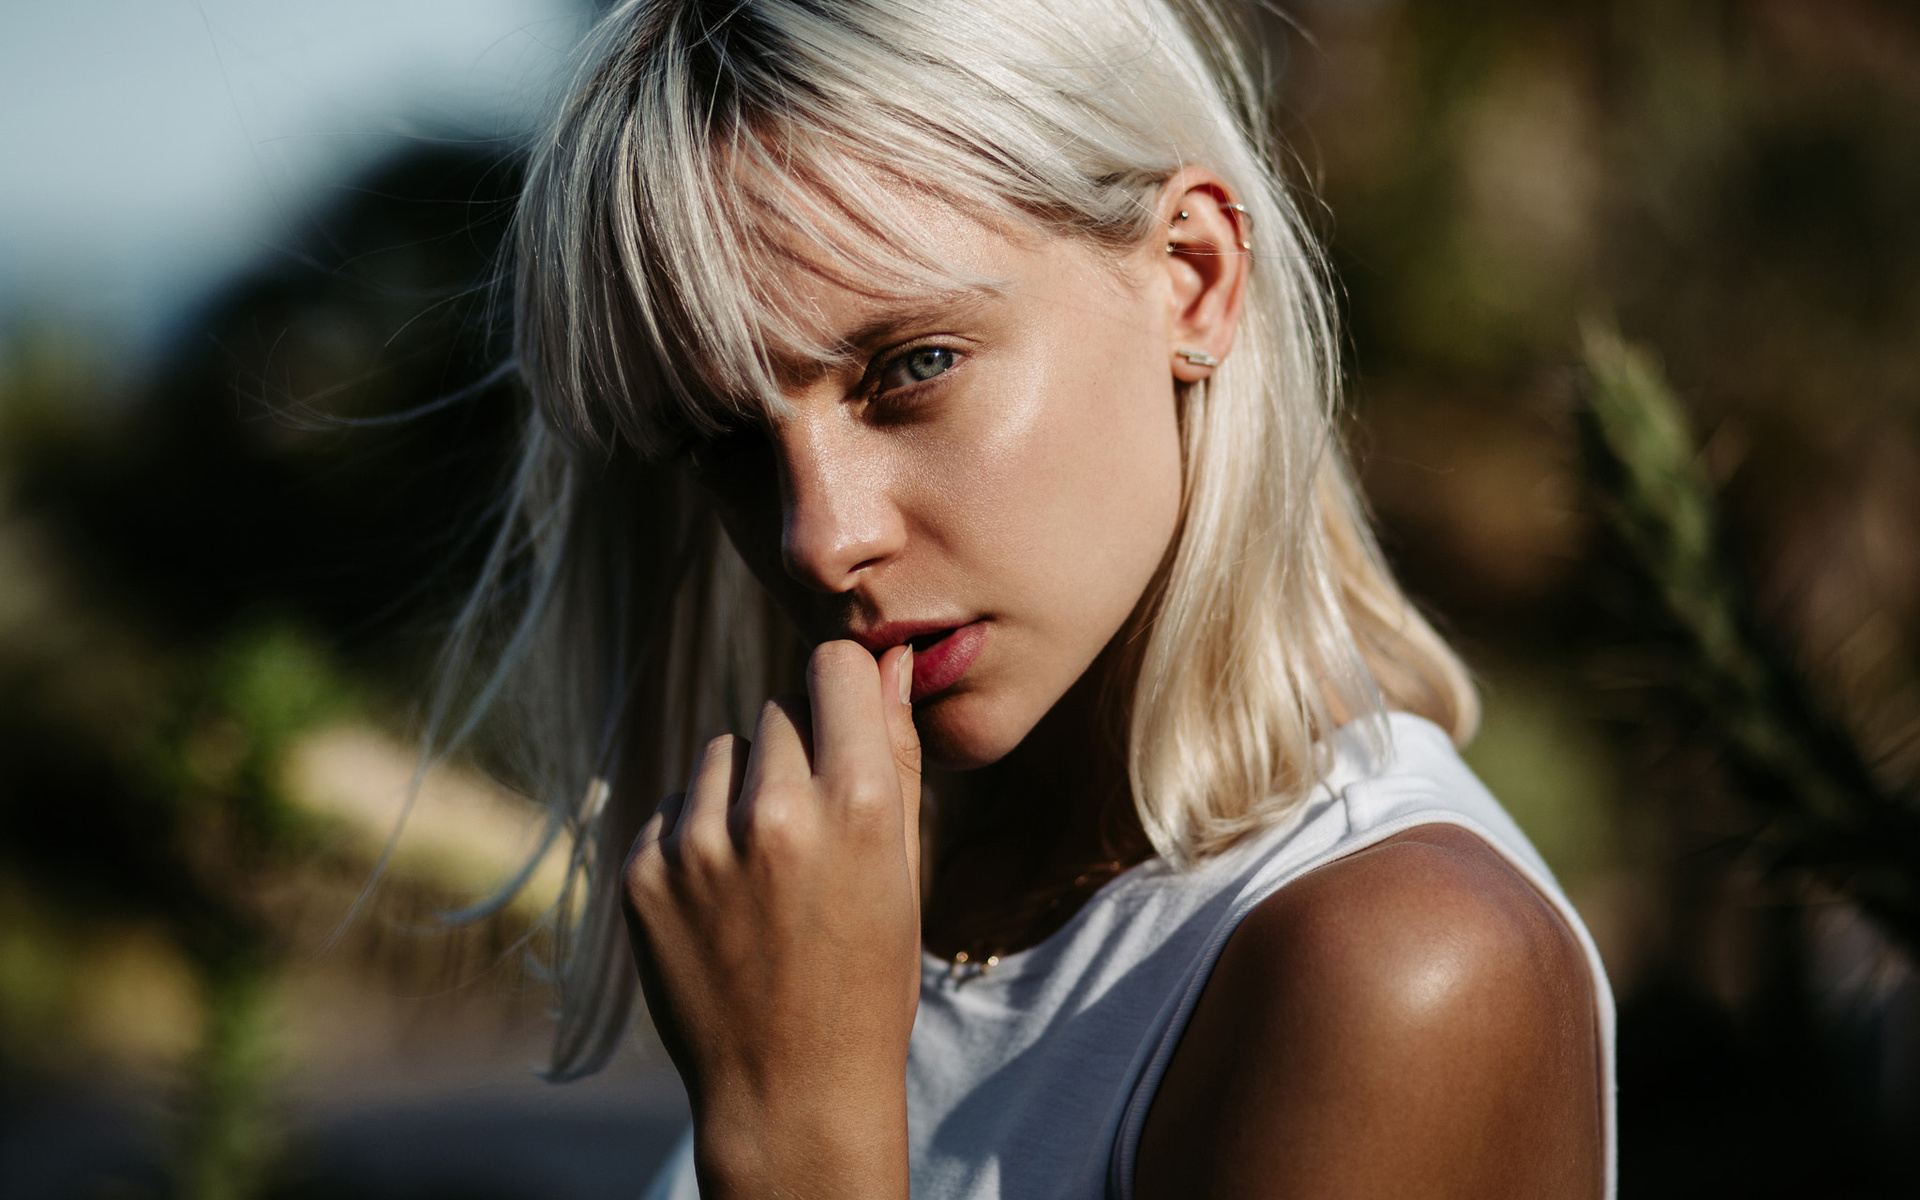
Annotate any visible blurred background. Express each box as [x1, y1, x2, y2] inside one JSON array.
[[1, 0, 1916, 1197]]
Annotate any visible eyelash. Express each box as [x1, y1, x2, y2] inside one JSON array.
[[869, 342, 963, 399], [678, 340, 964, 469]]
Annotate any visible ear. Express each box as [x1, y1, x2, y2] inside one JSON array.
[[1154, 169, 1252, 384]]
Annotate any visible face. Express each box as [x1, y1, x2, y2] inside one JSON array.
[[687, 199, 1187, 770]]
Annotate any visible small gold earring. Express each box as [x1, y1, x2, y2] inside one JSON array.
[[1176, 348, 1220, 368]]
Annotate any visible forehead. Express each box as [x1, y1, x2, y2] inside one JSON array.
[[757, 190, 1014, 355], [640, 153, 1023, 434]]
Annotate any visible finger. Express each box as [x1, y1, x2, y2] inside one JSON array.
[[805, 640, 897, 798], [732, 695, 814, 844], [672, 734, 750, 861], [652, 790, 688, 843], [743, 695, 814, 791], [624, 790, 684, 878], [879, 643, 924, 899]]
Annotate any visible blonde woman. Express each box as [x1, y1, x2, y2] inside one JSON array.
[[456, 0, 1615, 1195]]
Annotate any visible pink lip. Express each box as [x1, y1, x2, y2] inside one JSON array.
[[848, 619, 965, 656], [907, 621, 987, 702]]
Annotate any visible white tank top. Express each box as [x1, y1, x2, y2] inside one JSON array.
[[640, 713, 1617, 1200]]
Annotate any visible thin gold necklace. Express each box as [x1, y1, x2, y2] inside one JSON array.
[[944, 858, 1131, 982]]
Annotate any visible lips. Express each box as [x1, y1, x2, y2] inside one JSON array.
[[906, 621, 987, 702], [846, 618, 988, 702]]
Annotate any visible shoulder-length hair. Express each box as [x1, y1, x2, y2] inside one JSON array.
[[443, 0, 1477, 1080]]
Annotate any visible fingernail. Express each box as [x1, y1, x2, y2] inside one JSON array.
[[899, 646, 914, 706]]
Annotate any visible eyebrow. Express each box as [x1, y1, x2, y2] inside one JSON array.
[[771, 289, 994, 383]]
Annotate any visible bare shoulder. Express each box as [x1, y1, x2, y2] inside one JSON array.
[[1240, 824, 1593, 1025], [1135, 823, 1604, 1200]]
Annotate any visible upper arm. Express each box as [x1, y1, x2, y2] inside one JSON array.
[[1134, 824, 1603, 1200]]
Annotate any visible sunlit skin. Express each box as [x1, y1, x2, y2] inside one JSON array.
[[619, 171, 1603, 1199], [687, 193, 1193, 773]]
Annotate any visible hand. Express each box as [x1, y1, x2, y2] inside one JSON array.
[[622, 640, 922, 1200]]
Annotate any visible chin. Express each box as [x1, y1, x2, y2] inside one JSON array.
[[912, 688, 1038, 771]]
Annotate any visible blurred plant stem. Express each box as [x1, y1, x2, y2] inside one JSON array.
[[175, 956, 280, 1200], [1578, 321, 1920, 953], [152, 627, 358, 1199]]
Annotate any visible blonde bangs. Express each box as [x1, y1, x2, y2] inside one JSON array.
[[512, 0, 1183, 460]]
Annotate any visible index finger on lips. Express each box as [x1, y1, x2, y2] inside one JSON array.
[[879, 643, 925, 899], [805, 640, 898, 801]]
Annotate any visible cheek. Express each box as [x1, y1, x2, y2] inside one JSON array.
[[926, 307, 1183, 642]]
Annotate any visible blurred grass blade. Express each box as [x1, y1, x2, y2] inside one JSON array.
[[1578, 319, 1920, 948]]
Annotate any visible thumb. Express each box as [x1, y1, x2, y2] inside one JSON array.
[[880, 644, 924, 901]]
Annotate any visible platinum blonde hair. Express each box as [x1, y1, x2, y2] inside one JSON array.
[[451, 0, 1477, 1079]]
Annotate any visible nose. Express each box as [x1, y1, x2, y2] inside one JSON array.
[[776, 417, 905, 593]]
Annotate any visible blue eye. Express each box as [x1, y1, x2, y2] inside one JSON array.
[[906, 347, 953, 381], [883, 346, 956, 389]]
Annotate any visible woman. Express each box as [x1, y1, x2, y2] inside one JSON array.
[[456, 0, 1614, 1195]]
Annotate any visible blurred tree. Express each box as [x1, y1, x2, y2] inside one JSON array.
[[0, 143, 529, 1198]]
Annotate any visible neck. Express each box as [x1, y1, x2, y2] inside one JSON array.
[[920, 645, 1154, 961]]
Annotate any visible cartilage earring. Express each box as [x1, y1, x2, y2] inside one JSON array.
[[1165, 210, 1193, 254], [1223, 202, 1254, 251], [1176, 348, 1220, 368]]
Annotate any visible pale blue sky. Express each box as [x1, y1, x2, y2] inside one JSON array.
[[0, 0, 589, 356]]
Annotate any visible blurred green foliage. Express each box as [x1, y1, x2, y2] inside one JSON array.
[[1581, 323, 1920, 949], [0, 146, 524, 1198]]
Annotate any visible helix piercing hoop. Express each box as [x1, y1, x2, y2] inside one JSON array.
[[1223, 202, 1253, 251], [1176, 348, 1220, 368]]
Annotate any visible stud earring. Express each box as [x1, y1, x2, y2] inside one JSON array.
[[1165, 209, 1194, 254], [1176, 348, 1220, 368]]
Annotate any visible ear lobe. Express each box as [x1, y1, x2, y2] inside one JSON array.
[[1157, 173, 1251, 383]]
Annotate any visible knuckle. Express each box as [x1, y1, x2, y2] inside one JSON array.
[[744, 791, 812, 856], [622, 833, 650, 877], [839, 777, 897, 823], [621, 842, 665, 900], [676, 819, 733, 871]]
